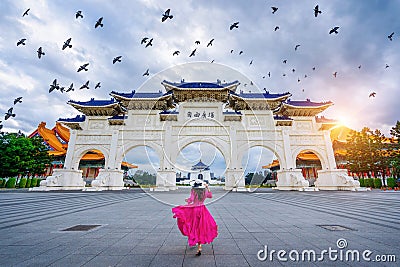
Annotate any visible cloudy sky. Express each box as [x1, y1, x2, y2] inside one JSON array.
[[1, 0, 399, 175]]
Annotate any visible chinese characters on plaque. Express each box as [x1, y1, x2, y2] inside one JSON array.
[[187, 111, 215, 119]]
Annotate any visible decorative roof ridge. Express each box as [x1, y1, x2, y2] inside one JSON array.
[[274, 115, 293, 120], [223, 110, 242, 115], [162, 79, 239, 89], [285, 98, 333, 106], [159, 110, 179, 114], [110, 90, 135, 98], [68, 98, 117, 106], [58, 115, 86, 122], [110, 90, 169, 99], [108, 115, 127, 120], [232, 90, 292, 99], [315, 116, 337, 123]]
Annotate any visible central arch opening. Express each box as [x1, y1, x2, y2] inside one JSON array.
[[123, 146, 160, 187], [295, 150, 322, 186], [175, 142, 226, 185], [241, 146, 277, 188]]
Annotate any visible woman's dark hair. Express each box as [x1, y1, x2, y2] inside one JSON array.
[[192, 188, 206, 202]]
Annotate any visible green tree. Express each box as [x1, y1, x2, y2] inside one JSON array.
[[0, 133, 53, 178], [389, 121, 400, 178], [132, 170, 156, 185], [390, 120, 400, 140], [345, 128, 374, 177]]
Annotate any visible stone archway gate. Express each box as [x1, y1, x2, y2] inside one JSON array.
[[40, 80, 359, 191]]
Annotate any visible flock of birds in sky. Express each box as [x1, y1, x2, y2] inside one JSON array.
[[0, 4, 397, 134]]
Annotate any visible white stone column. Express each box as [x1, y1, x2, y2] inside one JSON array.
[[276, 130, 309, 190], [155, 125, 177, 191], [224, 126, 246, 191], [282, 130, 294, 169], [106, 130, 120, 169], [323, 130, 337, 169], [64, 130, 78, 169]]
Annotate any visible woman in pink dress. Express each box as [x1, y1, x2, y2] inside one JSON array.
[[172, 179, 218, 256]]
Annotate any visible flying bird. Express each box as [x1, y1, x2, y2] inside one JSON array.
[[113, 56, 122, 64], [298, 78, 301, 83], [283, 59, 287, 64], [358, 65, 362, 69], [239, 50, 243, 55], [314, 5, 321, 17], [230, 22, 239, 30], [161, 9, 173, 22], [385, 64, 389, 68], [37, 47, 45, 59], [143, 69, 149, 76], [49, 79, 59, 93], [189, 48, 196, 57], [292, 68, 295, 73], [268, 72, 271, 77], [17, 39, 26, 46], [13, 97, 23, 105], [249, 60, 253, 65], [173, 50, 180, 56], [77, 63, 89, 72], [295, 44, 301, 51], [141, 37, 148, 44], [211, 59, 214, 63], [80, 81, 90, 89], [312, 67, 316, 71], [274, 26, 280, 31], [22, 8, 30, 17], [230, 49, 234, 53], [95, 82, 101, 89], [329, 26, 339, 34], [5, 107, 16, 120], [369, 92, 376, 98], [271, 7, 278, 14], [95, 17, 103, 28], [62, 38, 72, 50], [66, 83, 74, 92], [195, 40, 200, 45], [388, 32, 394, 41], [76, 10, 83, 19], [207, 39, 214, 47], [333, 71, 337, 77], [145, 38, 153, 47]]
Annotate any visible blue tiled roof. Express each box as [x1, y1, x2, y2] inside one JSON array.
[[108, 115, 127, 120], [191, 160, 210, 170], [110, 90, 168, 99], [110, 90, 135, 98], [285, 99, 333, 107], [223, 111, 242, 115], [58, 115, 86, 122], [68, 98, 117, 106], [273, 115, 292, 121], [233, 91, 291, 99], [163, 80, 239, 89], [159, 110, 179, 114]]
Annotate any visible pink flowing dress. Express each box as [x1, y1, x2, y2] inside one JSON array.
[[172, 189, 218, 246]]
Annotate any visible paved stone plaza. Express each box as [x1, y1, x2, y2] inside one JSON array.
[[0, 188, 398, 266]]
